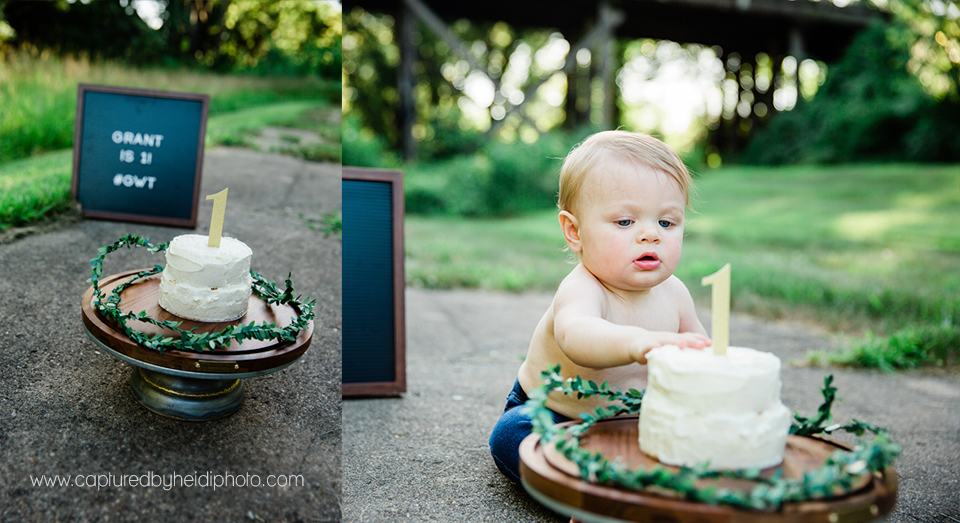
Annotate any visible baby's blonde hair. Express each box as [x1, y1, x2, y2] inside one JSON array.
[[558, 130, 693, 214]]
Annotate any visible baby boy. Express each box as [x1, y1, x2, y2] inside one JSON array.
[[489, 130, 711, 483]]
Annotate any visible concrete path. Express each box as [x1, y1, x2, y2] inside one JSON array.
[[343, 288, 960, 522], [0, 147, 342, 522]]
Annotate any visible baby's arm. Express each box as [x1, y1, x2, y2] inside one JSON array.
[[552, 276, 711, 368]]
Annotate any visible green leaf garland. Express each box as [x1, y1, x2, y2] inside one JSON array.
[[524, 365, 901, 510], [88, 235, 315, 354]]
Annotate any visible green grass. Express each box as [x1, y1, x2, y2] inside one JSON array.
[[678, 164, 960, 331], [205, 101, 330, 146], [294, 142, 342, 163], [208, 103, 342, 162], [806, 325, 960, 371], [405, 163, 960, 369], [0, 52, 338, 164], [406, 212, 572, 292], [0, 150, 73, 228], [303, 211, 342, 238], [685, 164, 960, 253]]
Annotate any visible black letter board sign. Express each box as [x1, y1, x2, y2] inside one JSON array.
[[342, 167, 406, 397], [71, 84, 209, 227]]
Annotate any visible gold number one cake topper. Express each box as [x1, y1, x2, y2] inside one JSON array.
[[206, 188, 228, 248], [702, 263, 731, 355]]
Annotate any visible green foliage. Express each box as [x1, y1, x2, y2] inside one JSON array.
[[402, 129, 586, 217], [743, 20, 960, 164], [211, 0, 342, 76], [417, 118, 485, 161], [343, 9, 400, 151], [89, 235, 315, 354], [294, 142, 342, 164], [1, 0, 342, 76], [525, 365, 901, 510], [344, 8, 575, 156], [342, 114, 402, 169], [1, 0, 164, 64], [480, 137, 566, 215], [302, 211, 342, 239], [404, 155, 489, 215], [811, 325, 960, 371], [0, 150, 72, 229], [887, 0, 960, 101], [790, 375, 839, 436]]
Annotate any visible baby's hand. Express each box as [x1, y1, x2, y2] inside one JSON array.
[[629, 332, 712, 364]]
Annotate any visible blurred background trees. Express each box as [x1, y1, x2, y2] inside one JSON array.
[[0, 0, 342, 164], [0, 0, 342, 76], [343, 0, 960, 173], [745, 3, 960, 164]]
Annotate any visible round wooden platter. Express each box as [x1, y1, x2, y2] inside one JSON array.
[[520, 416, 898, 523], [81, 269, 315, 375]]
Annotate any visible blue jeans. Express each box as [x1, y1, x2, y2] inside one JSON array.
[[489, 380, 572, 484]]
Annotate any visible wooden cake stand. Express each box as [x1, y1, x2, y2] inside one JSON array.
[[81, 270, 315, 421], [520, 416, 898, 523]]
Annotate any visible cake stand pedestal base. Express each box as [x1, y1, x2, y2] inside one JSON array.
[[128, 367, 245, 421]]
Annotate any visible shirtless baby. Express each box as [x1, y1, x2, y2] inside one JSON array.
[[489, 130, 711, 483]]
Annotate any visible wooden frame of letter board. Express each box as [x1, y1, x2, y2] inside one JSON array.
[[71, 84, 209, 228], [342, 167, 407, 397]]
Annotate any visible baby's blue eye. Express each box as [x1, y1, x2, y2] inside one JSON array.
[[659, 220, 673, 228], [617, 219, 633, 227]]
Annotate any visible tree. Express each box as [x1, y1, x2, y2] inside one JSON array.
[[887, 0, 960, 101], [742, 17, 960, 164], [2, 0, 163, 63], [1, 0, 341, 77]]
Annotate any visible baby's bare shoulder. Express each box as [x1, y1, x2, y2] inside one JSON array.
[[661, 274, 695, 297], [659, 275, 698, 315], [556, 265, 607, 298], [553, 265, 608, 314]]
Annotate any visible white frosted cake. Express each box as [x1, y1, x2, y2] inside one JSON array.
[[639, 346, 792, 470], [157, 234, 253, 322]]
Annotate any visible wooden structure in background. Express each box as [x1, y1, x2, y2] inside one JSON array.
[[347, 0, 878, 159]]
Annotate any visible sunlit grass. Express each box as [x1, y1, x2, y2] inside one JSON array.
[[0, 150, 73, 228], [406, 211, 571, 292], [805, 325, 960, 371], [686, 164, 960, 252]]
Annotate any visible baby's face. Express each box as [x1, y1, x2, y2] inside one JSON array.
[[571, 159, 686, 293]]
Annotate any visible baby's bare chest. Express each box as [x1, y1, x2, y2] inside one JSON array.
[[603, 293, 681, 333]]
